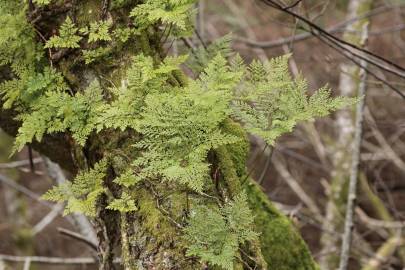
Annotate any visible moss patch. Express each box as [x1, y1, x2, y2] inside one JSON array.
[[245, 181, 319, 270]]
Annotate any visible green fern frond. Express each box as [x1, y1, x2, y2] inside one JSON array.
[[184, 192, 257, 270], [231, 54, 357, 145], [130, 0, 196, 35], [87, 20, 113, 43], [97, 54, 187, 132], [45, 17, 82, 49], [0, 66, 66, 109], [14, 80, 104, 151], [107, 192, 138, 213], [33, 0, 51, 6], [114, 170, 142, 188], [0, 3, 42, 67], [43, 159, 108, 216], [82, 47, 111, 64]]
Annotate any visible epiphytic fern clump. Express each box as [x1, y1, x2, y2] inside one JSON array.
[[0, 0, 356, 268]]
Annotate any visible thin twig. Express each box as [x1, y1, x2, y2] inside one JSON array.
[[0, 173, 53, 208], [356, 207, 405, 229], [58, 227, 98, 251], [235, 4, 400, 48], [0, 254, 121, 265], [338, 24, 369, 270], [32, 204, 64, 235], [259, 0, 405, 99], [0, 158, 42, 169]]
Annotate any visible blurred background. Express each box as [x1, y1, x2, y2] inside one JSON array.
[[1, 0, 405, 269]]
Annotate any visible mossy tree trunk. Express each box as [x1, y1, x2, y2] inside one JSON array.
[[0, 1, 318, 269]]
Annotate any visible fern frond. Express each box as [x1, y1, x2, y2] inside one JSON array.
[[45, 17, 82, 49], [87, 20, 113, 43], [184, 192, 257, 270], [107, 192, 138, 213], [114, 170, 142, 188], [130, 0, 196, 37], [42, 159, 108, 216], [33, 0, 51, 6], [232, 54, 357, 145]]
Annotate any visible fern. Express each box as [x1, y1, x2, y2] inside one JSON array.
[[33, 0, 51, 6], [0, 2, 42, 67], [113, 27, 136, 43], [42, 159, 108, 216], [97, 54, 188, 131], [86, 20, 113, 43], [131, 54, 241, 192], [82, 47, 111, 64], [231, 54, 357, 145], [14, 80, 104, 151], [130, 0, 196, 36], [107, 192, 138, 212], [184, 192, 257, 270], [1, 65, 67, 109], [114, 170, 142, 188], [45, 17, 82, 49]]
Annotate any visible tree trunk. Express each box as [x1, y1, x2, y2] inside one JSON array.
[[320, 0, 373, 269], [0, 1, 318, 269]]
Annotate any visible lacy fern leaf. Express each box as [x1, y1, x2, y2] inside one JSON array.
[[14, 80, 104, 151], [231, 54, 357, 145], [87, 20, 113, 43], [107, 192, 138, 213], [42, 159, 108, 216], [187, 34, 233, 75], [131, 54, 241, 192], [184, 192, 257, 270], [33, 0, 51, 6], [130, 0, 196, 35], [45, 17, 82, 49]]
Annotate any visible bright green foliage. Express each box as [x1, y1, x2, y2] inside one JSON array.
[[14, 80, 104, 151], [0, 2, 354, 268], [131, 54, 242, 192], [130, 0, 196, 34], [45, 17, 82, 49], [231, 54, 357, 145], [113, 27, 135, 43], [113, 170, 142, 188], [107, 192, 138, 212], [97, 54, 188, 131], [184, 192, 257, 270], [82, 47, 111, 64], [86, 20, 113, 43], [33, 0, 51, 6], [0, 1, 42, 67], [42, 159, 108, 216], [0, 66, 67, 109]]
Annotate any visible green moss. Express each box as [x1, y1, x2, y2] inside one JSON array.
[[245, 181, 319, 270], [216, 120, 317, 269], [221, 119, 250, 178], [76, 1, 103, 26], [136, 188, 178, 244]]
